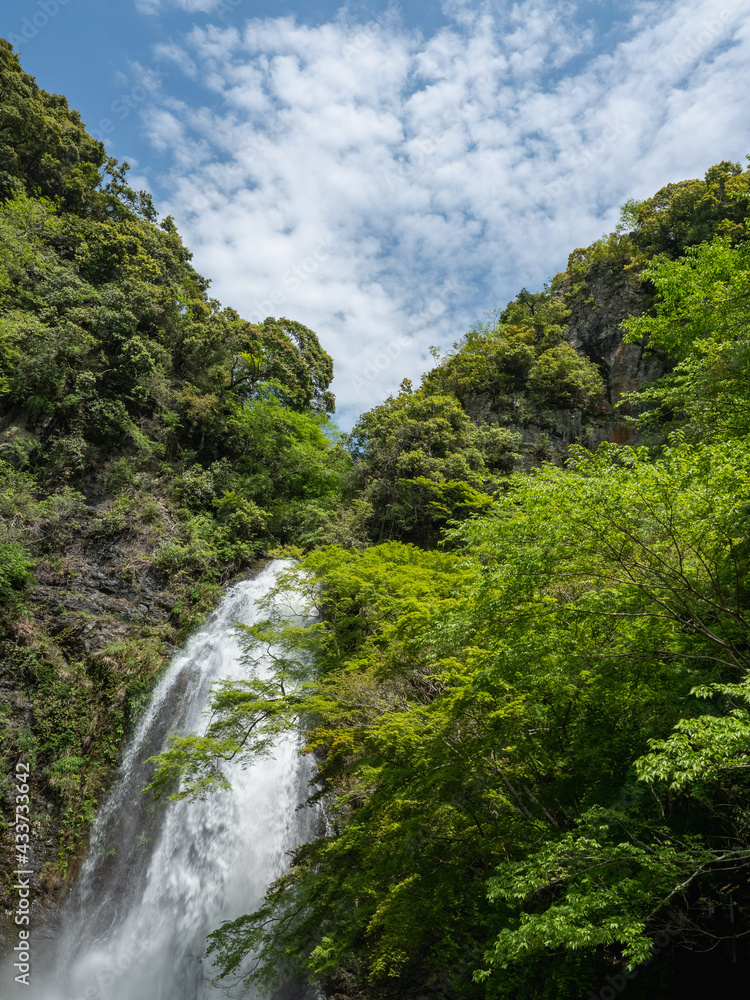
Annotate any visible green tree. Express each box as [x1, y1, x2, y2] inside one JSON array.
[[156, 435, 750, 999], [527, 341, 604, 410], [623, 233, 750, 440], [628, 160, 750, 256], [347, 389, 517, 544]]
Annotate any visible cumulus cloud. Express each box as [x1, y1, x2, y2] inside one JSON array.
[[136, 0, 750, 426]]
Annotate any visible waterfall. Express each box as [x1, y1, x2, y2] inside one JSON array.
[[14, 559, 317, 1000]]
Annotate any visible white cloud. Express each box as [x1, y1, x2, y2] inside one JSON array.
[[136, 0, 231, 13], [136, 0, 750, 426]]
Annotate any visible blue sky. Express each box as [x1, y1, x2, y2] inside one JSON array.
[[3, 0, 750, 427]]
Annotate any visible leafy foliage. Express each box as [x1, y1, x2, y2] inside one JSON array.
[[5, 38, 750, 999], [156, 433, 750, 998], [628, 160, 750, 257], [169, 440, 750, 998], [623, 234, 750, 440], [421, 286, 602, 415], [0, 41, 346, 895], [527, 341, 604, 410], [346, 388, 511, 544]]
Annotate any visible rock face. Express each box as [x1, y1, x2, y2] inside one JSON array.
[[463, 266, 665, 466], [565, 260, 663, 410], [0, 495, 220, 951]]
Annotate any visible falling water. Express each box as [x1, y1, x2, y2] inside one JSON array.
[[13, 560, 318, 1000]]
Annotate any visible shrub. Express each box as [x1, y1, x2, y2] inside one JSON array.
[[0, 537, 32, 605], [528, 343, 604, 411]]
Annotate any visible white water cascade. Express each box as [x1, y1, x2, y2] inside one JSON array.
[[16, 560, 318, 1000]]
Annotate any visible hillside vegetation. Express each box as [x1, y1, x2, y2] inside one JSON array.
[[0, 38, 347, 921], [2, 37, 750, 1000], [151, 171, 750, 997]]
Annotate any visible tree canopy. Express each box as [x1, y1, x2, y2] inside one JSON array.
[[144, 159, 750, 1000]]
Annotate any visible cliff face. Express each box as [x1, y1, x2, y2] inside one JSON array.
[[460, 268, 663, 467], [565, 258, 664, 407], [0, 482, 227, 948], [450, 162, 750, 468]]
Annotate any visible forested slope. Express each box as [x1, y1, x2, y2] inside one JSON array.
[[342, 161, 750, 546], [0, 38, 349, 938], [150, 171, 750, 996], [3, 37, 750, 1000]]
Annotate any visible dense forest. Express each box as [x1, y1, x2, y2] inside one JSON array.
[[2, 36, 750, 1000]]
